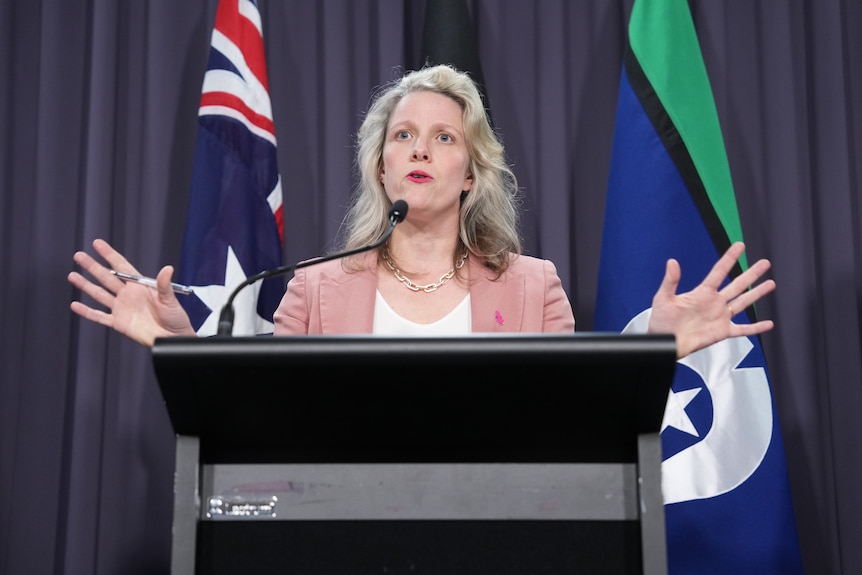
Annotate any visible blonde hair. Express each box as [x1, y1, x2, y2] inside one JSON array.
[[340, 64, 521, 276]]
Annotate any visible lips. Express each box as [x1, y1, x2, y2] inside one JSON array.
[[406, 170, 432, 182]]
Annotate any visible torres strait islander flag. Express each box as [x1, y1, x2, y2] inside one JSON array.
[[594, 0, 803, 573], [177, 0, 284, 335]]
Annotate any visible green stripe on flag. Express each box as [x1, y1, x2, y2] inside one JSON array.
[[629, 0, 747, 268]]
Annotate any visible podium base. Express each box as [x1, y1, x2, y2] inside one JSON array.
[[197, 520, 643, 575]]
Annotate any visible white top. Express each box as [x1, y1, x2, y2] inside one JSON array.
[[373, 291, 471, 335]]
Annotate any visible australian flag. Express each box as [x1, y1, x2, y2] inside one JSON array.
[[595, 0, 803, 572], [177, 0, 284, 336]]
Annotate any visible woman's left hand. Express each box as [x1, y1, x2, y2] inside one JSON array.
[[647, 242, 776, 359]]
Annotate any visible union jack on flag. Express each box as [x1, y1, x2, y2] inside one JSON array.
[[177, 0, 284, 336]]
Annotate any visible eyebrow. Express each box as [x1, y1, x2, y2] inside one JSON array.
[[389, 120, 463, 137]]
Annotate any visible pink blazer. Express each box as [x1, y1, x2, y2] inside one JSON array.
[[273, 250, 575, 335]]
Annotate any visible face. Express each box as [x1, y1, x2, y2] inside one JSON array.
[[380, 91, 473, 223]]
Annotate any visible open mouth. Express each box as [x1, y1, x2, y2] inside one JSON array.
[[407, 171, 431, 182]]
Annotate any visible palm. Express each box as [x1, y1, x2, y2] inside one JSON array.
[[647, 243, 776, 359], [110, 279, 194, 344]]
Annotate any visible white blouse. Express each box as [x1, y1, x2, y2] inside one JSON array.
[[372, 290, 471, 335]]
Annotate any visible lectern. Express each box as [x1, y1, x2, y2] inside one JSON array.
[[152, 333, 676, 575]]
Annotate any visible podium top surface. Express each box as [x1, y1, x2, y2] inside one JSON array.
[[152, 333, 676, 464]]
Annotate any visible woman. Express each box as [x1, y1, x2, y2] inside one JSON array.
[[69, 65, 775, 358]]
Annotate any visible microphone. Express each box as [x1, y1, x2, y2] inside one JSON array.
[[216, 199, 409, 336]]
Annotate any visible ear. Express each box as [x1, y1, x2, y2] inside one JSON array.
[[463, 172, 473, 192]]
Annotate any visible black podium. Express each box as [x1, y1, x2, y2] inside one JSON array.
[[152, 333, 677, 575]]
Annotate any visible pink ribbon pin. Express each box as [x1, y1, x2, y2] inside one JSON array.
[[495, 310, 504, 326]]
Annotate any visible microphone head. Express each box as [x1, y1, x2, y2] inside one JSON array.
[[389, 200, 409, 224]]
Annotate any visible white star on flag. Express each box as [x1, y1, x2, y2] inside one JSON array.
[[661, 386, 702, 436], [190, 245, 275, 336]]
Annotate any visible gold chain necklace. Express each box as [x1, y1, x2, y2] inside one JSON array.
[[381, 248, 468, 293]]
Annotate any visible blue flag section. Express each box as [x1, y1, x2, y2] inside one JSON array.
[[594, 0, 803, 573], [178, 0, 284, 336]]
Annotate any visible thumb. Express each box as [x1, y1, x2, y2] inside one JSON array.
[[156, 265, 179, 304], [654, 258, 682, 302]]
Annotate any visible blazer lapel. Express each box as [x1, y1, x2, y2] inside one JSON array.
[[318, 252, 378, 334], [469, 256, 525, 333]]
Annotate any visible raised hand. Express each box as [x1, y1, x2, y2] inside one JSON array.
[[68, 239, 196, 347], [647, 242, 776, 359]]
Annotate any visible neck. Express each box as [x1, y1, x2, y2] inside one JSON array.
[[385, 226, 461, 272]]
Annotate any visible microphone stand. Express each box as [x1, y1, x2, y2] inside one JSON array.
[[216, 200, 408, 336]]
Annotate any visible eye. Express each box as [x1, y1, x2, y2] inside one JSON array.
[[438, 133, 453, 143], [395, 130, 411, 140]]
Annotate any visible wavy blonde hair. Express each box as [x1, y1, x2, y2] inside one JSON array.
[[340, 64, 521, 276]]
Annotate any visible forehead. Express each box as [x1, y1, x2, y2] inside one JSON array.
[[389, 90, 464, 128]]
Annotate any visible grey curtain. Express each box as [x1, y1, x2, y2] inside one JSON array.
[[1, 1, 860, 574]]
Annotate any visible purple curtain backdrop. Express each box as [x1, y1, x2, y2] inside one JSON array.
[[1, 1, 860, 574]]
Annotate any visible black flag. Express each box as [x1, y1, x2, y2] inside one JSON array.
[[420, 0, 491, 122]]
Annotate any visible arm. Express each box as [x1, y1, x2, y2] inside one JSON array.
[[272, 267, 311, 335], [647, 242, 776, 359], [542, 259, 576, 333], [68, 238, 196, 347]]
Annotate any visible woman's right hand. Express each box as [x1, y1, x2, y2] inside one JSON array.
[[68, 238, 197, 348]]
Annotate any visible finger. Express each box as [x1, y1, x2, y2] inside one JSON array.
[[726, 278, 776, 315], [73, 248, 128, 294], [654, 258, 682, 301], [701, 242, 746, 290], [68, 270, 120, 311], [70, 300, 115, 329], [730, 319, 775, 338], [92, 238, 141, 276], [720, 258, 772, 300]]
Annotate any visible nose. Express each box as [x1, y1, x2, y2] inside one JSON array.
[[411, 138, 429, 161]]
